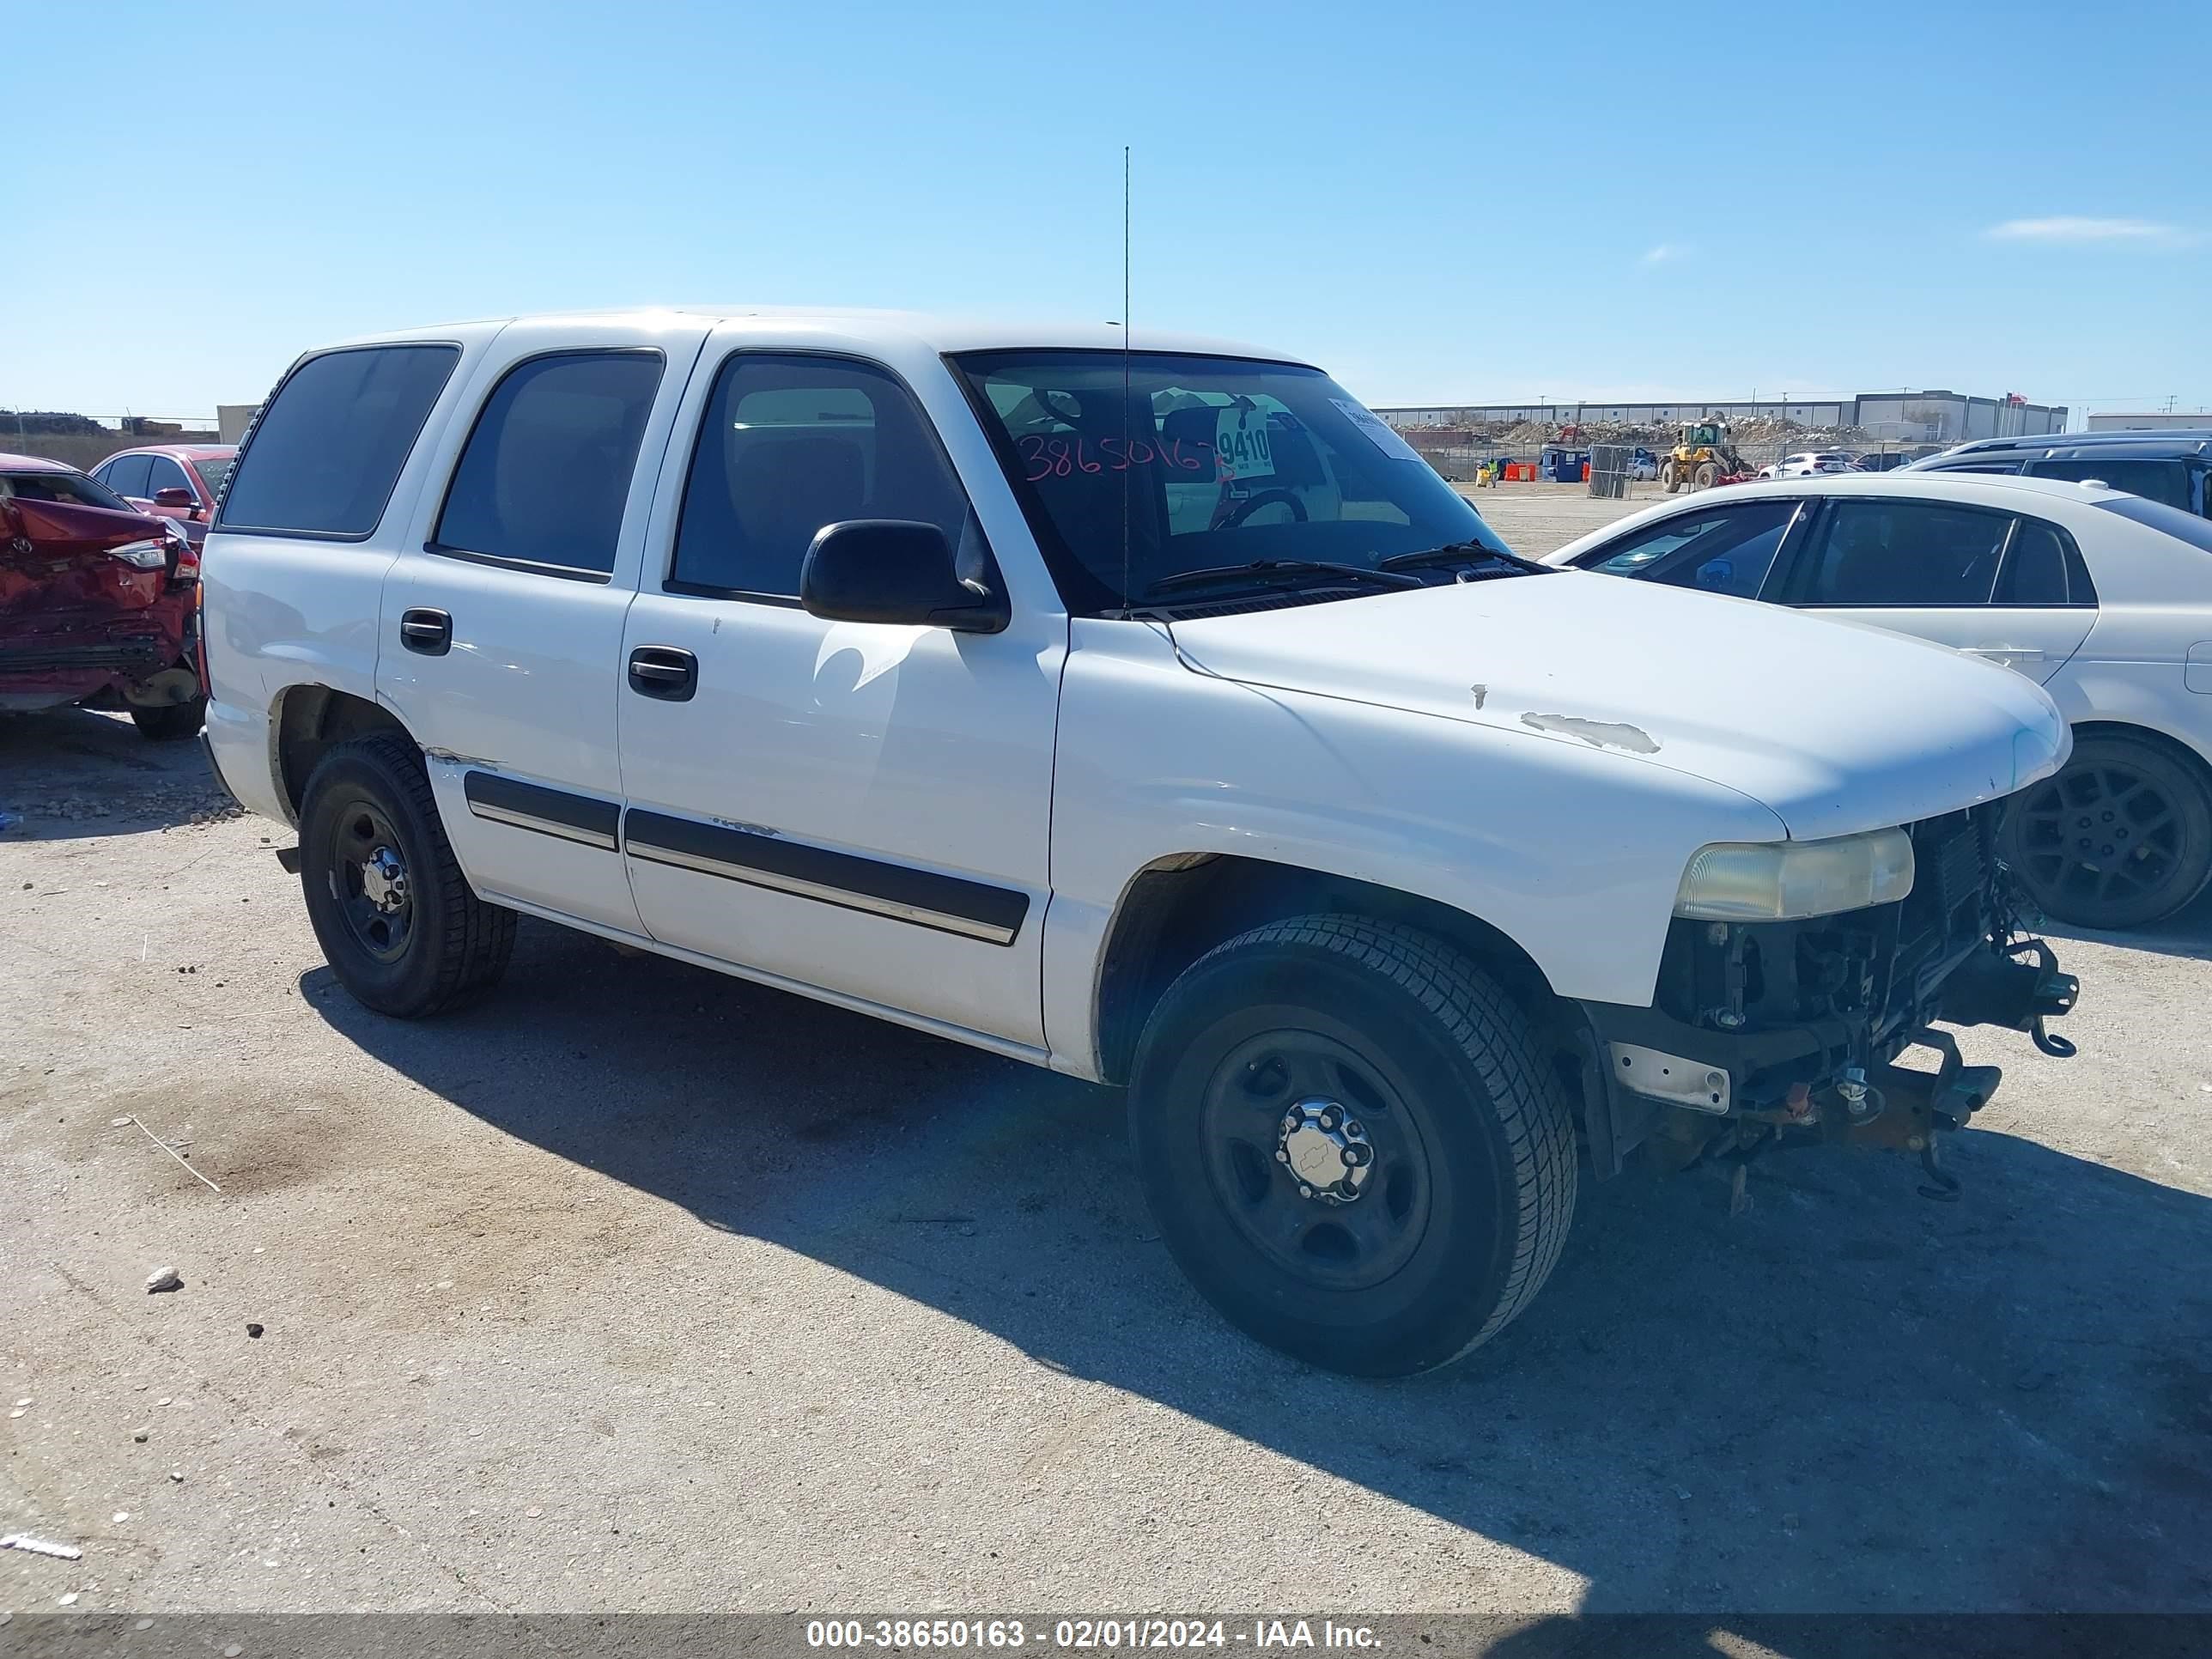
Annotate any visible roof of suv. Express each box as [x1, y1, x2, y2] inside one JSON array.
[[1913, 429, 2212, 465], [322, 306, 1301, 365], [0, 452, 80, 474]]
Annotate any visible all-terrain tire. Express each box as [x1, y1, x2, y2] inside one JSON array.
[[1129, 915, 1578, 1376], [131, 696, 207, 741], [298, 732, 515, 1017], [1693, 460, 1720, 489], [2002, 732, 2212, 930], [1660, 461, 1681, 493]]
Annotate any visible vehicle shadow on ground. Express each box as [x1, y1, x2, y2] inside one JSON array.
[[311, 917, 2212, 1615], [0, 705, 234, 841], [2034, 883, 2212, 964]]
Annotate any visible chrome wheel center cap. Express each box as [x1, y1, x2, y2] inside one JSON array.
[[361, 846, 410, 914], [1276, 1097, 1373, 1204]]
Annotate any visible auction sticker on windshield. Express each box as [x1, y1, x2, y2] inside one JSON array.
[[1214, 408, 1275, 479], [1332, 398, 1424, 463]]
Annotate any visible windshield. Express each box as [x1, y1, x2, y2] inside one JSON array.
[[191, 455, 235, 495], [953, 350, 1508, 612], [0, 469, 136, 512]]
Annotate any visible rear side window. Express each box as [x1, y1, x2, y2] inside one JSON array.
[[433, 350, 665, 578], [218, 344, 459, 538], [1784, 500, 2012, 606], [2027, 457, 2190, 510]]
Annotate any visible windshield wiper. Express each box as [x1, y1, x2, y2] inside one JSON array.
[[1143, 559, 1422, 599], [1376, 541, 1553, 577]]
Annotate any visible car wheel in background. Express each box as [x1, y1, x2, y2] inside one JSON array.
[[297, 732, 516, 1016], [1129, 915, 1578, 1376], [130, 695, 207, 741], [2003, 732, 2212, 930]]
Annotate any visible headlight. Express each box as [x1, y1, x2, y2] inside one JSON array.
[[1674, 828, 1915, 921], [106, 538, 169, 570]]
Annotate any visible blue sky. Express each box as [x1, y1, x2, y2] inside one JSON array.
[[7, 0, 2208, 424]]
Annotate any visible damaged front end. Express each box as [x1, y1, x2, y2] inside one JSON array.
[[1577, 805, 2078, 1198]]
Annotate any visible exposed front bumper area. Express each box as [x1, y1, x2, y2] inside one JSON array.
[[1574, 806, 2080, 1187], [0, 608, 191, 711]]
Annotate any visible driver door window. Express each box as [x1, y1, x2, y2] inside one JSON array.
[[669, 356, 974, 602], [1576, 500, 1797, 599], [144, 455, 192, 501]]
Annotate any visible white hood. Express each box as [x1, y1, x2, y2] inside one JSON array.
[[1165, 572, 2069, 840]]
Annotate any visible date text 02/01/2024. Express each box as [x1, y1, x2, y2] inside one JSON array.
[[803, 1619, 1382, 1650]]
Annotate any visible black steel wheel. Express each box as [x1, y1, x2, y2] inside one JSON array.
[[1199, 1028, 1432, 1294], [328, 797, 416, 963], [2003, 733, 2212, 930], [1130, 915, 1577, 1376], [298, 732, 514, 1017]]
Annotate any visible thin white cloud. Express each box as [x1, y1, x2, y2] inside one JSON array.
[[1986, 216, 2201, 246], [1639, 244, 1682, 265]]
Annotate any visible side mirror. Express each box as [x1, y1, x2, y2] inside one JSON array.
[[152, 487, 195, 508], [799, 520, 1008, 633]]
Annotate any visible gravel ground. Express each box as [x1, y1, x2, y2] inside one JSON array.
[[4, 687, 2209, 1620], [1453, 480, 1664, 557]]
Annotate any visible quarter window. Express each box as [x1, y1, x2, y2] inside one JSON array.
[[672, 355, 974, 599], [1784, 500, 2012, 606], [219, 344, 459, 538], [1992, 518, 2084, 605], [433, 350, 665, 578], [1577, 500, 1796, 599]]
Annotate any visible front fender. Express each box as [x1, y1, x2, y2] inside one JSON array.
[[1041, 621, 1786, 1074]]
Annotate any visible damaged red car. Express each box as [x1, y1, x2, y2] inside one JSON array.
[[1, 453, 206, 739]]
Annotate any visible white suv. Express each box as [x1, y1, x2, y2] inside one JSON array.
[[202, 307, 2081, 1375]]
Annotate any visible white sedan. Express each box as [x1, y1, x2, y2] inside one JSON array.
[[1544, 471, 2212, 929]]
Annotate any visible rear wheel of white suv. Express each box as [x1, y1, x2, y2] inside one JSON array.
[[1129, 915, 1578, 1376], [298, 732, 515, 1016]]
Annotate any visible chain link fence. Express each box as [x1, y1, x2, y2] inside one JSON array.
[[1403, 427, 1949, 494]]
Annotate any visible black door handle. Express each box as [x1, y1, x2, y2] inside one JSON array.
[[628, 646, 697, 702], [399, 607, 452, 656]]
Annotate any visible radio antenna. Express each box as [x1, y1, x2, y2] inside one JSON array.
[[1119, 143, 1133, 616]]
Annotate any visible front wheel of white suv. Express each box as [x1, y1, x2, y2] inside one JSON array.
[[1128, 915, 1579, 1376]]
